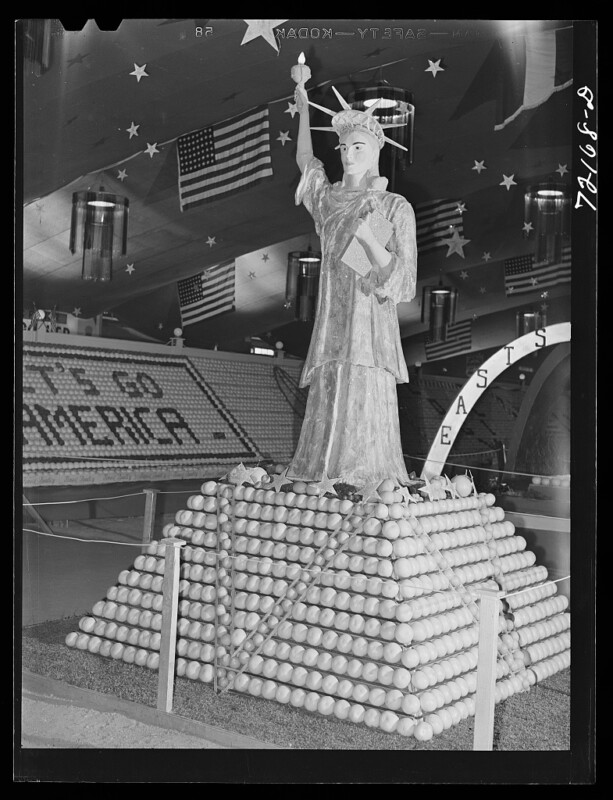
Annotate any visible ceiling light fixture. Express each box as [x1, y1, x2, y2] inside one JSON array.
[[70, 186, 129, 282], [516, 308, 546, 338], [285, 248, 322, 323], [421, 276, 459, 343], [348, 76, 415, 190], [524, 182, 570, 266]]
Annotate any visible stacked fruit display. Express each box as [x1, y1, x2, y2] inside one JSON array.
[[66, 470, 570, 741]]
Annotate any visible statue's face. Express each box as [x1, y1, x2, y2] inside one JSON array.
[[338, 130, 379, 179]]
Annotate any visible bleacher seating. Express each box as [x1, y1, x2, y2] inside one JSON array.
[[398, 376, 523, 472]]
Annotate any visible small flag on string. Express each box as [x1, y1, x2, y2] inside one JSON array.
[[177, 105, 273, 211], [504, 246, 571, 295], [425, 319, 473, 361], [177, 260, 235, 326]]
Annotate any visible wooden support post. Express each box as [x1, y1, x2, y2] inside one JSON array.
[[156, 537, 185, 713], [473, 588, 503, 751], [142, 489, 158, 552]]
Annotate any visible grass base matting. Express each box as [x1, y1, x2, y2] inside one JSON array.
[[20, 618, 570, 751]]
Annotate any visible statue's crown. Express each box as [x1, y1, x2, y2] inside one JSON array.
[[308, 86, 408, 152], [331, 109, 385, 149]]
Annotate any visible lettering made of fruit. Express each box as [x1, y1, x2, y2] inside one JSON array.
[[23, 362, 200, 447]]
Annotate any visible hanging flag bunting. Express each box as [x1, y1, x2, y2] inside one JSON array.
[[177, 260, 236, 326], [495, 27, 573, 130], [414, 199, 464, 254], [504, 245, 571, 295], [449, 26, 572, 130], [425, 319, 473, 361], [177, 106, 273, 211]]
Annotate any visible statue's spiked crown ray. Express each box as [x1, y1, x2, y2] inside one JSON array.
[[308, 85, 409, 152]]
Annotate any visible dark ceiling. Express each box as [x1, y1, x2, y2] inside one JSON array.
[[19, 18, 574, 355]]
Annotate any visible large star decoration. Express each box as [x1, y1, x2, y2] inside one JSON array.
[[314, 471, 340, 497], [231, 462, 254, 486], [241, 20, 288, 52], [206, 236, 216, 247], [418, 476, 435, 501], [442, 229, 470, 258], [270, 467, 290, 492], [522, 221, 534, 234], [130, 63, 149, 82], [277, 131, 291, 146], [125, 263, 135, 275], [460, 270, 469, 279], [72, 307, 81, 317], [472, 160, 487, 174], [359, 481, 381, 503], [145, 143, 159, 158], [482, 252, 492, 262], [398, 485, 418, 504], [126, 122, 139, 138], [456, 202, 467, 214], [117, 169, 127, 181], [556, 163, 569, 177], [248, 271, 256, 280], [285, 101, 298, 118], [261, 253, 270, 262], [67, 52, 88, 67], [425, 59, 445, 77], [500, 174, 517, 191], [479, 286, 487, 294]]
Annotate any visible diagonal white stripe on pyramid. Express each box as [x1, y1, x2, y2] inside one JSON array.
[[66, 476, 570, 741]]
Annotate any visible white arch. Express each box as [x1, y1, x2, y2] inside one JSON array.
[[421, 322, 571, 478]]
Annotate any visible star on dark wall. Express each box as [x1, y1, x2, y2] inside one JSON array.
[[67, 52, 89, 67]]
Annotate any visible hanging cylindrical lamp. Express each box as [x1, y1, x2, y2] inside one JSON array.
[[348, 80, 414, 190], [421, 278, 458, 342], [70, 187, 129, 281], [524, 183, 570, 266], [285, 249, 322, 322], [516, 308, 546, 338]]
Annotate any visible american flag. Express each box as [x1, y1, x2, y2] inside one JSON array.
[[177, 260, 235, 326], [425, 319, 473, 361], [177, 106, 273, 211], [504, 246, 571, 295], [414, 199, 464, 254]]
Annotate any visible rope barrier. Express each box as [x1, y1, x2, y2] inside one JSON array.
[[23, 491, 146, 506], [502, 575, 570, 600], [403, 453, 566, 480], [22, 528, 145, 547]]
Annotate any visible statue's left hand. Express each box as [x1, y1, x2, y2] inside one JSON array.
[[350, 217, 374, 244]]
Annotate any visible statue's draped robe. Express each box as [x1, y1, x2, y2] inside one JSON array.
[[289, 158, 417, 486]]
